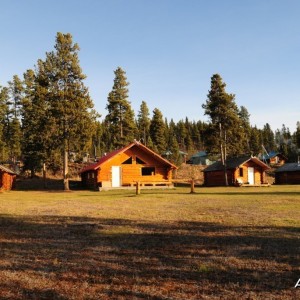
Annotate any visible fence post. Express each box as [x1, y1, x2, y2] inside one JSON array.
[[136, 181, 141, 195], [190, 179, 195, 193]]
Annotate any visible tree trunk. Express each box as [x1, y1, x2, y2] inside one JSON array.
[[63, 149, 69, 191], [220, 123, 228, 186], [43, 163, 47, 189], [224, 129, 228, 186]]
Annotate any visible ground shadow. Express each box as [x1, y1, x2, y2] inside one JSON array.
[[0, 215, 299, 299]]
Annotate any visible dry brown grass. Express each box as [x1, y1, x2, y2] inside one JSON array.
[[0, 186, 300, 299]]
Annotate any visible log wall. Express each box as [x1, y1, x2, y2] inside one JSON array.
[[0, 171, 16, 190]]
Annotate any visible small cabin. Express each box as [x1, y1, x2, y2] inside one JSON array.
[[203, 156, 269, 187], [187, 151, 213, 166], [275, 163, 300, 184], [0, 165, 17, 191], [80, 141, 177, 190], [261, 152, 287, 166]]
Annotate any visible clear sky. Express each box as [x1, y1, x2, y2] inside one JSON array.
[[1, 0, 299, 132]]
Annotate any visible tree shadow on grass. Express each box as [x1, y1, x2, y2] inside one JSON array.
[[0, 215, 299, 299]]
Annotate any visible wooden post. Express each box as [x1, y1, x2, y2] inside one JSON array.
[[63, 149, 70, 191], [190, 179, 195, 193], [136, 181, 141, 195], [43, 163, 47, 189]]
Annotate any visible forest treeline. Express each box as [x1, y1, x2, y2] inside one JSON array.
[[1, 32, 300, 181]]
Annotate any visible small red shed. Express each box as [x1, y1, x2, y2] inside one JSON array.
[[203, 156, 270, 186], [0, 165, 17, 191]]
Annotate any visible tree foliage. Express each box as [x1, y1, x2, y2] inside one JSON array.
[[105, 67, 136, 148], [2, 39, 300, 183]]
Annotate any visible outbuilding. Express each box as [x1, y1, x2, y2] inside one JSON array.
[[275, 163, 300, 184], [203, 156, 269, 186], [0, 165, 17, 191], [187, 151, 213, 166], [80, 141, 177, 190], [261, 152, 287, 166]]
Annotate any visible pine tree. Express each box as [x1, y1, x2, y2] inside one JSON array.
[[21, 66, 50, 176], [238, 106, 251, 154], [261, 123, 275, 151], [105, 67, 136, 148], [43, 32, 97, 190], [0, 86, 9, 162], [3, 76, 23, 163], [149, 108, 166, 153], [295, 122, 300, 150], [249, 126, 262, 156], [176, 120, 187, 150], [202, 74, 244, 185], [137, 100, 150, 145]]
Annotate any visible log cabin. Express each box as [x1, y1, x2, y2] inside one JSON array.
[[261, 152, 287, 166], [80, 141, 177, 190], [274, 163, 300, 184], [0, 165, 17, 191], [203, 156, 269, 186]]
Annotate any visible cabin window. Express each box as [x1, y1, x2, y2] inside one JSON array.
[[122, 157, 133, 164], [239, 168, 243, 177], [142, 167, 155, 176], [136, 157, 146, 164]]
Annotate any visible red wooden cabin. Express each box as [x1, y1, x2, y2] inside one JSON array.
[[203, 156, 269, 186], [81, 141, 177, 190]]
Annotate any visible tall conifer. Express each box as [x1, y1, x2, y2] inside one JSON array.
[[203, 74, 243, 185], [149, 108, 166, 153], [43, 32, 96, 190], [106, 67, 136, 148]]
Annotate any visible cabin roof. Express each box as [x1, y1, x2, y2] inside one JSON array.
[[0, 165, 16, 175], [203, 156, 269, 172], [261, 152, 287, 160], [275, 163, 300, 173], [81, 141, 177, 173], [190, 151, 207, 158]]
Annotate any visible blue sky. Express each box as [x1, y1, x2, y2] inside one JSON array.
[[1, 0, 299, 132]]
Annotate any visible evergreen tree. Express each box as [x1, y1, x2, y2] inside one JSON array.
[[4, 76, 23, 163], [202, 74, 244, 185], [238, 106, 251, 153], [43, 32, 97, 190], [8, 75, 23, 118], [261, 123, 275, 151], [149, 108, 166, 153], [184, 117, 193, 151], [21, 66, 50, 176], [105, 67, 136, 148], [169, 135, 180, 164], [176, 120, 187, 150], [137, 100, 150, 145], [0, 86, 9, 162], [294, 122, 300, 150], [190, 121, 201, 150], [249, 126, 262, 156]]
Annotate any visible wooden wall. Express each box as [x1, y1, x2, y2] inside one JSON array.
[[98, 146, 173, 186], [204, 162, 266, 186], [234, 161, 265, 185], [275, 172, 300, 184], [204, 170, 235, 186], [81, 171, 98, 189], [0, 172, 16, 191]]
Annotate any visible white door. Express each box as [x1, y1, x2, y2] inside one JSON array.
[[248, 167, 254, 185], [111, 166, 121, 187]]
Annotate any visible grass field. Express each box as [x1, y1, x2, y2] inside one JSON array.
[[0, 186, 300, 299]]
